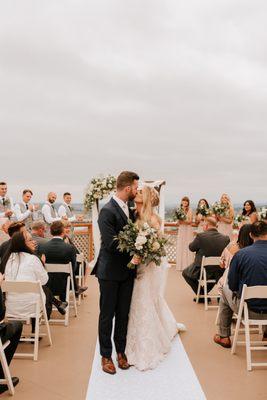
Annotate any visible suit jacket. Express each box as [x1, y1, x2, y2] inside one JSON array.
[[91, 198, 136, 281], [39, 238, 77, 296], [0, 239, 11, 273], [189, 229, 230, 268]]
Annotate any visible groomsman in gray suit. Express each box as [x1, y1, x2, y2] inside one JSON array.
[[0, 182, 14, 220], [14, 189, 39, 230], [58, 192, 77, 222], [182, 217, 230, 300], [41, 192, 63, 228]]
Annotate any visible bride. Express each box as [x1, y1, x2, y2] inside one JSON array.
[[126, 186, 185, 371]]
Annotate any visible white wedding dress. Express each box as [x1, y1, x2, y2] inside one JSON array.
[[126, 258, 178, 371]]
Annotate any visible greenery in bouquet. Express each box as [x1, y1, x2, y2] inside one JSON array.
[[116, 220, 168, 269], [212, 202, 228, 216], [196, 205, 211, 217], [233, 214, 246, 228], [84, 175, 116, 211], [174, 207, 187, 221], [259, 207, 267, 221]]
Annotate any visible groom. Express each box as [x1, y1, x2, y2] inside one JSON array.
[[91, 171, 139, 375]]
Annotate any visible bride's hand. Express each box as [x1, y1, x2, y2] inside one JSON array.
[[131, 255, 141, 265]]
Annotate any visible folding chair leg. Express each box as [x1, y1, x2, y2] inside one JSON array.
[[196, 268, 203, 303], [43, 310, 52, 346], [231, 312, 242, 354], [33, 316, 40, 361], [203, 269, 208, 311], [0, 343, 15, 395], [244, 313, 252, 371], [65, 278, 70, 327]]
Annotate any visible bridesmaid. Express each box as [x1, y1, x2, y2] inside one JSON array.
[[242, 200, 258, 224], [216, 193, 234, 240], [176, 196, 194, 271], [195, 198, 210, 234]]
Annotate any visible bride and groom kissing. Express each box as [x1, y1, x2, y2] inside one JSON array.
[[91, 171, 181, 374]]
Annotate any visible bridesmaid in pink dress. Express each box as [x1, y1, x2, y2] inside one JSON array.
[[241, 200, 258, 225], [176, 196, 194, 271], [216, 193, 234, 240]]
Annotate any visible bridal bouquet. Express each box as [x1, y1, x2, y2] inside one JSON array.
[[116, 220, 168, 269], [174, 208, 187, 221], [212, 202, 228, 216], [233, 214, 246, 228], [84, 175, 116, 211], [259, 207, 267, 220], [196, 205, 210, 217]]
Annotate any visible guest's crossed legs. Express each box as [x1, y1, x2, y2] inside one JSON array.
[[98, 276, 134, 358]]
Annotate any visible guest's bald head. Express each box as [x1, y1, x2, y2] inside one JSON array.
[[204, 216, 217, 230], [48, 192, 57, 203]]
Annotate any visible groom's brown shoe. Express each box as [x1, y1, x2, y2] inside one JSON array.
[[117, 353, 130, 370], [101, 357, 116, 375]]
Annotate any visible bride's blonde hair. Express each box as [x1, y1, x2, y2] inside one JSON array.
[[137, 186, 161, 227]]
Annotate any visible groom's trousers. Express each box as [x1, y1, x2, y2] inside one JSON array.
[[98, 276, 134, 358]]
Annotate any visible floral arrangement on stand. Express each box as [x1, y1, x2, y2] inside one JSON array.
[[116, 220, 168, 269], [84, 175, 116, 211]]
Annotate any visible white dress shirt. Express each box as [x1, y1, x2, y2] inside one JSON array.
[[5, 252, 48, 317], [41, 202, 61, 224], [0, 196, 14, 218], [113, 195, 129, 219], [14, 202, 33, 222], [58, 203, 76, 221]]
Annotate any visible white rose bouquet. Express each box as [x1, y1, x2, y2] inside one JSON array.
[[212, 202, 228, 217], [196, 205, 211, 217], [174, 207, 187, 221], [233, 214, 246, 228], [84, 175, 116, 211], [116, 220, 168, 269]]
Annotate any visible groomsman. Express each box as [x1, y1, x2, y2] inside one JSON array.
[[0, 182, 14, 220], [41, 192, 62, 226], [58, 193, 77, 222], [14, 189, 39, 229]]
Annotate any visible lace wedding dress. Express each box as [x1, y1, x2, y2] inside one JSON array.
[[126, 258, 178, 371]]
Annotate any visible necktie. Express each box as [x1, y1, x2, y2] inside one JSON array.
[[26, 204, 29, 210], [2, 198, 5, 206]]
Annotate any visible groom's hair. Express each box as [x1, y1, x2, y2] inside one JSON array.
[[116, 171, 139, 190]]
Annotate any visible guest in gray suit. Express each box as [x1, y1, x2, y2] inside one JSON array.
[[182, 217, 230, 299], [31, 221, 49, 247]]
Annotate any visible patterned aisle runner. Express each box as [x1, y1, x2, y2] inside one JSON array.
[[86, 335, 206, 400]]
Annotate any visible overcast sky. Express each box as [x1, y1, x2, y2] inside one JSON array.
[[0, 0, 266, 205]]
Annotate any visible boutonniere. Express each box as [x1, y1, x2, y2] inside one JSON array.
[[3, 198, 10, 208]]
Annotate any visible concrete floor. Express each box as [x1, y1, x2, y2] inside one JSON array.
[[2, 268, 266, 400]]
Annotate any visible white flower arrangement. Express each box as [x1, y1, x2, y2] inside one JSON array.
[[84, 175, 116, 211]]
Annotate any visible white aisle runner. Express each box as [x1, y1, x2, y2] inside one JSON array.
[[86, 336, 206, 400]]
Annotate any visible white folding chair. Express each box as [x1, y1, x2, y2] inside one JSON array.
[[76, 253, 85, 305], [45, 263, 78, 326], [1, 281, 52, 361], [0, 338, 15, 395], [231, 284, 267, 371], [196, 256, 221, 311]]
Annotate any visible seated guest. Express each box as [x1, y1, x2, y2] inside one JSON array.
[[58, 192, 80, 222], [14, 189, 39, 230], [39, 221, 87, 300], [0, 273, 22, 394], [31, 221, 48, 247], [1, 231, 53, 323], [0, 182, 14, 220], [218, 224, 253, 293], [214, 221, 267, 348], [0, 222, 26, 269], [41, 192, 62, 228], [182, 217, 230, 300]]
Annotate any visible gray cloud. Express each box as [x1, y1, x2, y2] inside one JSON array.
[[0, 0, 266, 205]]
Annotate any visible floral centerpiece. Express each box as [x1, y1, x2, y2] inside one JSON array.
[[174, 207, 187, 221], [84, 175, 116, 211], [196, 205, 210, 217], [259, 207, 267, 221], [212, 202, 228, 217], [116, 220, 168, 269]]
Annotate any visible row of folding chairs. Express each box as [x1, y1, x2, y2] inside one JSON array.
[[0, 253, 86, 395], [194, 256, 267, 371]]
